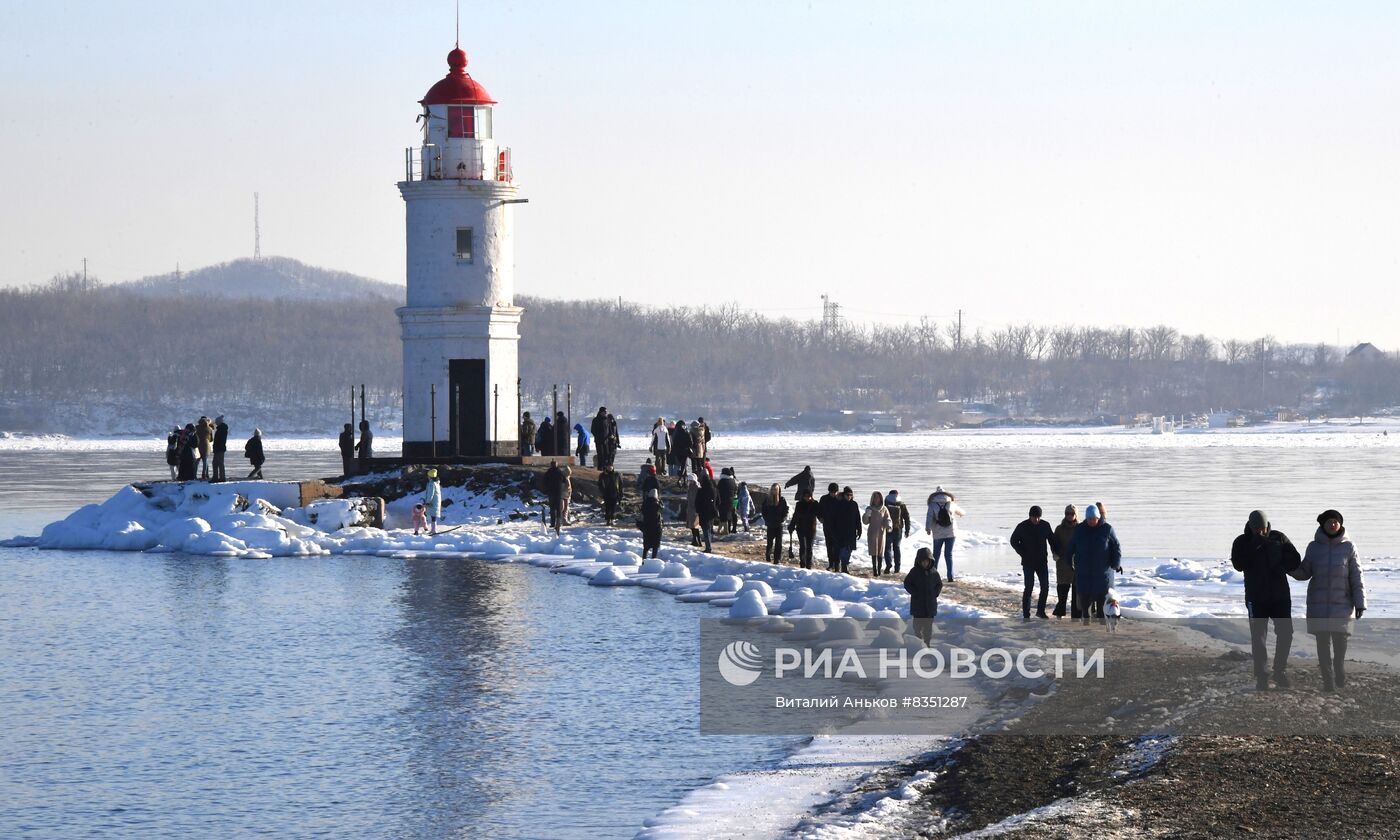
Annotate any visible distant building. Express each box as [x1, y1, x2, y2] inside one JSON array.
[[1347, 342, 1385, 362]]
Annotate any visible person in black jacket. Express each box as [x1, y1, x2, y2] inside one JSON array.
[[669, 420, 692, 478], [904, 547, 943, 646], [789, 489, 820, 569], [212, 415, 229, 482], [760, 483, 790, 563], [1230, 509, 1302, 690], [832, 486, 863, 574], [177, 423, 198, 481], [784, 466, 816, 499], [816, 483, 843, 571], [554, 412, 570, 461], [716, 468, 738, 534], [696, 473, 720, 552], [883, 489, 912, 575], [1010, 505, 1056, 621], [165, 427, 180, 480], [542, 461, 565, 534], [590, 407, 610, 469], [356, 420, 373, 472], [536, 416, 554, 457], [639, 488, 663, 558], [243, 429, 265, 479], [338, 423, 356, 477], [598, 464, 623, 527]]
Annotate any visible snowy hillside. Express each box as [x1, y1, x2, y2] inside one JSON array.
[[119, 256, 403, 302]]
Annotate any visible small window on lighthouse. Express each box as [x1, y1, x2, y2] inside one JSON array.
[[448, 106, 476, 139], [455, 228, 473, 261]]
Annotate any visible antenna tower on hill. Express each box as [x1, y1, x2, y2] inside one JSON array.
[[254, 192, 262, 260]]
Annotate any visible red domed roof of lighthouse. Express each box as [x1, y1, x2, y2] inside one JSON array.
[[421, 47, 497, 106]]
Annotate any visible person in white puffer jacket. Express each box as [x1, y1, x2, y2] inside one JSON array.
[[924, 486, 966, 581]]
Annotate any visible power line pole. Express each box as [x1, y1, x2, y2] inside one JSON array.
[[253, 192, 262, 260], [955, 308, 963, 352], [820, 295, 841, 338], [82, 258, 87, 288]]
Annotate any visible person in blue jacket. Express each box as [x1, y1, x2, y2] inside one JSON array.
[[573, 423, 591, 468], [1067, 504, 1121, 624]]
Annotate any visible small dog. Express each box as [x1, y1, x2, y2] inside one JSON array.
[[1104, 588, 1122, 633]]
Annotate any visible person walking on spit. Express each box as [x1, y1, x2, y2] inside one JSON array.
[[640, 488, 663, 559], [717, 468, 738, 534], [598, 463, 623, 527], [639, 462, 659, 497], [1229, 509, 1301, 690], [560, 463, 574, 525], [338, 423, 356, 477], [1011, 505, 1056, 621], [925, 486, 965, 581], [520, 412, 537, 456], [1292, 509, 1366, 692], [650, 418, 669, 473], [904, 547, 943, 646], [670, 419, 692, 479], [836, 486, 863, 574], [863, 491, 893, 578], [356, 419, 373, 472], [696, 473, 720, 552], [165, 427, 180, 480], [883, 490, 912, 575], [1053, 505, 1081, 619], [412, 503, 428, 536], [177, 423, 198, 481], [790, 489, 819, 569], [243, 429, 265, 479], [737, 481, 754, 532], [196, 416, 214, 480], [422, 468, 442, 536], [573, 422, 591, 468], [817, 483, 843, 571], [761, 483, 790, 563], [1067, 504, 1121, 623], [684, 472, 702, 547], [785, 466, 816, 500], [212, 415, 228, 482], [689, 419, 708, 476], [543, 461, 565, 535]]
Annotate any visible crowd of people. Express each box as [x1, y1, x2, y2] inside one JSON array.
[[519, 408, 622, 468], [164, 416, 264, 481]]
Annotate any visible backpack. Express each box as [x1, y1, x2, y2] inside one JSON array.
[[935, 502, 952, 528]]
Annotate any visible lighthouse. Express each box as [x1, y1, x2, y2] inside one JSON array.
[[398, 45, 523, 459]]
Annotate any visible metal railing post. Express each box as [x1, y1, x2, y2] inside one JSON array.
[[431, 384, 437, 459]]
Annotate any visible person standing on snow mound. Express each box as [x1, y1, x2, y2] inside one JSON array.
[[243, 429, 265, 479], [924, 486, 965, 581], [422, 468, 442, 536], [338, 423, 356, 477], [904, 547, 943, 647], [1011, 505, 1056, 621], [1292, 509, 1366, 693], [212, 415, 228, 482], [1229, 509, 1301, 691], [639, 488, 663, 559], [1067, 504, 1121, 624]]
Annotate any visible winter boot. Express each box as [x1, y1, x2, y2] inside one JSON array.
[[1334, 659, 1346, 688], [1255, 674, 1270, 692], [1319, 666, 1335, 692], [1272, 670, 1291, 689]]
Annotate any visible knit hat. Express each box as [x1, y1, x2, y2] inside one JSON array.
[[887, 490, 899, 503], [1085, 504, 1100, 519], [427, 468, 438, 478], [1317, 509, 1343, 526], [1247, 510, 1269, 531], [215, 415, 224, 424]]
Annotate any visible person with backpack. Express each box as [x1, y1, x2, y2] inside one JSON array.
[[904, 547, 943, 646], [165, 427, 180, 480], [1052, 504, 1081, 619], [243, 429, 265, 479], [761, 483, 789, 563], [339, 423, 357, 477], [924, 486, 965, 581], [1011, 505, 1056, 621], [598, 463, 623, 526], [883, 490, 913, 575], [789, 489, 820, 569], [212, 415, 229, 482]]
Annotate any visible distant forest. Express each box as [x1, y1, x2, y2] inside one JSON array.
[[2, 270, 1398, 433]]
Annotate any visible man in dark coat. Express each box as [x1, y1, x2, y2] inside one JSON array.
[[1067, 504, 1121, 623], [669, 420, 692, 478], [338, 423, 356, 477], [785, 466, 816, 499], [356, 420, 373, 472], [212, 415, 229, 482], [1010, 505, 1056, 621], [243, 429, 265, 479], [716, 468, 737, 534], [883, 489, 913, 575], [816, 483, 843, 571], [554, 412, 569, 460], [904, 547, 943, 646], [542, 461, 565, 534], [696, 474, 720, 553], [590, 408, 611, 469], [605, 412, 621, 468], [639, 488, 663, 558], [1230, 509, 1302, 690], [598, 464, 623, 527], [834, 486, 862, 574], [177, 423, 198, 481], [520, 412, 537, 456]]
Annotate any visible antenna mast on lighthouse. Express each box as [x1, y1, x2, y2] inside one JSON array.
[[253, 192, 262, 260]]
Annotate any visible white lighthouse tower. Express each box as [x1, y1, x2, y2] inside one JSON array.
[[398, 44, 523, 459]]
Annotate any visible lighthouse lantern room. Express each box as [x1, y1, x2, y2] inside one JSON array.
[[398, 45, 523, 459]]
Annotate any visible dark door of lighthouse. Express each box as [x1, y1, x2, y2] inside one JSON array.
[[448, 359, 487, 456]]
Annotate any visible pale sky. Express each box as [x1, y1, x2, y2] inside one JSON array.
[[1, 1, 1397, 348]]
